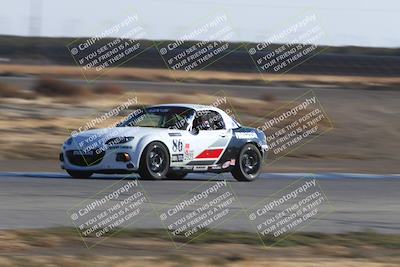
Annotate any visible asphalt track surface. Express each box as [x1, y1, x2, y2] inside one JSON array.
[[0, 172, 399, 234]]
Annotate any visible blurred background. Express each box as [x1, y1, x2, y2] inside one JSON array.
[[0, 1, 399, 266]]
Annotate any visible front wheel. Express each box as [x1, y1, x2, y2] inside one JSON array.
[[66, 170, 93, 179], [138, 141, 170, 180], [231, 144, 262, 182]]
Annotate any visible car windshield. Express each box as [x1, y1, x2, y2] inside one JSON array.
[[117, 106, 195, 130]]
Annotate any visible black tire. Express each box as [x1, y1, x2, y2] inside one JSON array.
[[166, 170, 188, 180], [138, 141, 170, 180], [231, 144, 262, 182], [67, 170, 93, 179]]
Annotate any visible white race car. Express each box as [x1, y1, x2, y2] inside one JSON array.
[[60, 104, 268, 181]]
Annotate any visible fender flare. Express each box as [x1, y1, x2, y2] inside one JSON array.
[[132, 135, 171, 169]]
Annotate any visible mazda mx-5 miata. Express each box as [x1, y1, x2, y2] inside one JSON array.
[[60, 104, 268, 181]]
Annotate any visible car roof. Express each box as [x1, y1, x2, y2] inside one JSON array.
[[148, 103, 241, 129], [150, 103, 212, 111]]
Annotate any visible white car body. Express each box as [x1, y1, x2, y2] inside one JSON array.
[[60, 104, 268, 180]]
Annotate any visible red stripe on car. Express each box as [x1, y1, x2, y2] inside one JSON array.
[[195, 148, 224, 159]]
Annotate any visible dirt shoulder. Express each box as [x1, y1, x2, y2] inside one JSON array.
[[2, 64, 400, 90], [0, 228, 399, 267]]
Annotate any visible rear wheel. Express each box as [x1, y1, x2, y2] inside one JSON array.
[[139, 141, 170, 180], [66, 170, 93, 179], [166, 170, 188, 180], [231, 144, 262, 182]]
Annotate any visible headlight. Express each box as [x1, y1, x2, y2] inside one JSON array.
[[105, 137, 134, 145]]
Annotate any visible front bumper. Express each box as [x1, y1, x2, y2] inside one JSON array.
[[261, 144, 269, 162], [60, 148, 137, 173]]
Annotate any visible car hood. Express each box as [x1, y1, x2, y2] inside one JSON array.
[[69, 127, 170, 151]]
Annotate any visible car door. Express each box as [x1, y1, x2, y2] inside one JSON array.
[[182, 109, 232, 168]]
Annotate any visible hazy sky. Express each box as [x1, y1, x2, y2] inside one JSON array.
[[1, 0, 399, 47]]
